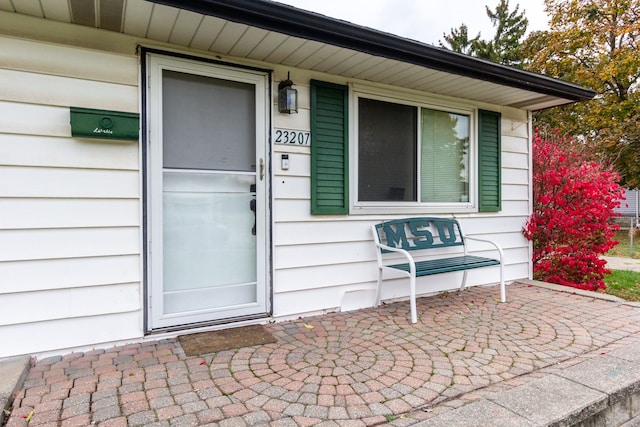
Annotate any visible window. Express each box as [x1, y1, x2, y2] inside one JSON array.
[[420, 108, 470, 203], [358, 98, 417, 202], [356, 95, 472, 209], [357, 97, 471, 203], [309, 81, 501, 215]]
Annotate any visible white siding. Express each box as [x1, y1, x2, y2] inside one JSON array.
[[1, 198, 139, 229], [0, 255, 140, 294], [0, 283, 140, 325], [0, 68, 137, 111], [0, 228, 139, 261], [0, 33, 142, 358], [2, 312, 142, 357], [0, 134, 139, 169], [0, 37, 137, 86], [1, 167, 139, 198], [0, 103, 70, 137]]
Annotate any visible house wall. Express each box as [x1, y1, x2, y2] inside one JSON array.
[[271, 89, 531, 317], [615, 188, 639, 219], [0, 12, 532, 358], [0, 29, 143, 358]]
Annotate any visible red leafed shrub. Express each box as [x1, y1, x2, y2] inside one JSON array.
[[522, 131, 624, 291]]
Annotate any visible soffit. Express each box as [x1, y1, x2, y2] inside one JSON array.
[[0, 0, 592, 110]]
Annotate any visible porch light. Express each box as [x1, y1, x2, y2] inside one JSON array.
[[278, 73, 298, 114]]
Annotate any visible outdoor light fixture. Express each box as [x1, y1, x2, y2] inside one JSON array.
[[278, 72, 298, 114]]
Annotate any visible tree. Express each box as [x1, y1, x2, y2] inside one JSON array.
[[522, 131, 624, 291], [522, 0, 640, 187], [475, 0, 529, 65], [439, 24, 480, 56], [439, 0, 528, 67]]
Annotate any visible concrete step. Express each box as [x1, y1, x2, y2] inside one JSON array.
[[418, 341, 640, 426], [0, 356, 31, 425]]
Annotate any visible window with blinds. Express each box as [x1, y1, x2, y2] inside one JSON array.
[[357, 97, 470, 205]]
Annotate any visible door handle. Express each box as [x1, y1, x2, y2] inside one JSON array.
[[250, 184, 257, 236], [249, 199, 256, 236], [259, 158, 264, 181]]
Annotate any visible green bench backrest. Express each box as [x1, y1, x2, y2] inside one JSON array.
[[374, 217, 465, 252]]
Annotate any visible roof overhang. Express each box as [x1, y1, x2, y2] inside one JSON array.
[[155, 0, 595, 107], [1, 0, 595, 110]]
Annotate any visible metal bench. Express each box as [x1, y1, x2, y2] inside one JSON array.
[[372, 217, 505, 323]]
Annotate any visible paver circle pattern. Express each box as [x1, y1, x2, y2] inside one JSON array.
[[8, 283, 640, 426]]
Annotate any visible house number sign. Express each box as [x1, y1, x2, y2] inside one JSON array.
[[274, 128, 310, 146]]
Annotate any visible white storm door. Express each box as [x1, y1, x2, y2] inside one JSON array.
[[147, 54, 269, 330]]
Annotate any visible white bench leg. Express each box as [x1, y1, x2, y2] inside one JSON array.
[[409, 275, 417, 324], [499, 263, 506, 303], [376, 268, 383, 306], [459, 270, 469, 292]]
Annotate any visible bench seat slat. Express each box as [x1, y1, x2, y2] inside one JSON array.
[[388, 255, 500, 276]]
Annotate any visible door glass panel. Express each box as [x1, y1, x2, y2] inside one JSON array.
[[162, 171, 257, 315]]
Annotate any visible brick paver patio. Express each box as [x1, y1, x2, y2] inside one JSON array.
[[6, 282, 640, 426]]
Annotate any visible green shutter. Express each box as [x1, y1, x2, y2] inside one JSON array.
[[310, 80, 349, 214], [478, 109, 501, 212]]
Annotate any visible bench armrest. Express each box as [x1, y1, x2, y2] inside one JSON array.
[[375, 242, 413, 257], [464, 236, 504, 262], [375, 243, 416, 274]]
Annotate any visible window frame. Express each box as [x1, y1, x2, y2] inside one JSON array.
[[350, 85, 478, 215]]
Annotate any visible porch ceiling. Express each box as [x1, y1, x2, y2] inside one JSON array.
[[0, 0, 595, 111]]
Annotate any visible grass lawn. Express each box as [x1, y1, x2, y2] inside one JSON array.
[[604, 269, 640, 301], [604, 230, 640, 300], [607, 229, 640, 259]]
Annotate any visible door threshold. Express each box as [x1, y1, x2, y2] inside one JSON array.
[[146, 313, 272, 335]]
